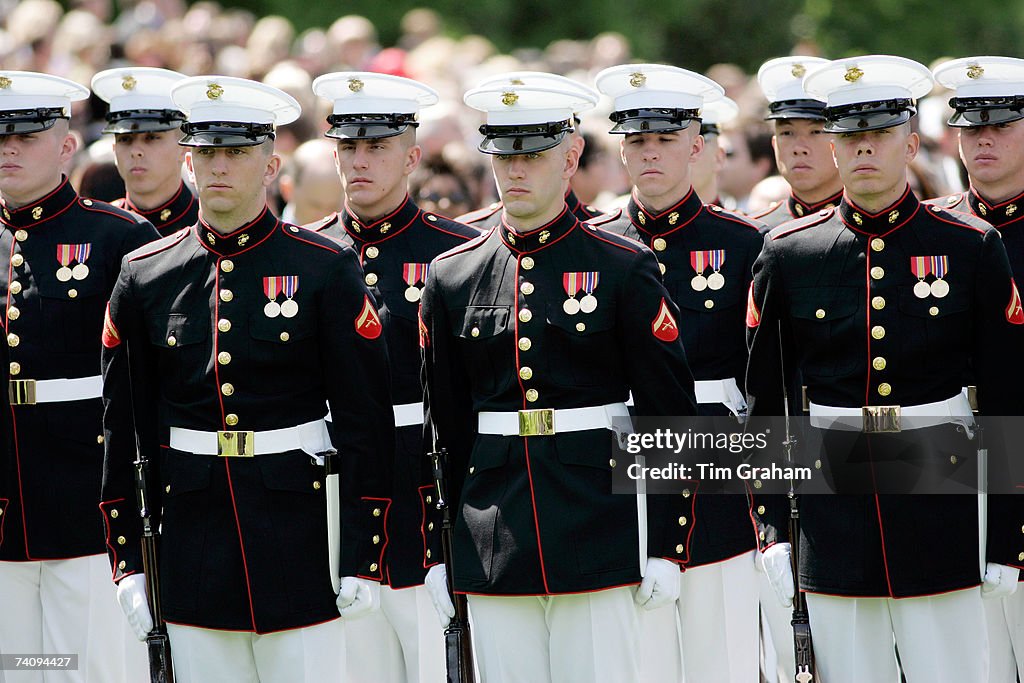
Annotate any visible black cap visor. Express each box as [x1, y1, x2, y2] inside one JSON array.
[[699, 123, 721, 137], [325, 113, 418, 140], [824, 99, 915, 133], [765, 99, 827, 121], [947, 96, 1024, 128], [0, 108, 66, 136], [478, 120, 573, 155], [179, 121, 275, 147], [608, 108, 698, 135], [103, 109, 186, 135]]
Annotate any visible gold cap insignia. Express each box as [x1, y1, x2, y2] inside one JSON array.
[[206, 83, 223, 100], [852, 212, 863, 225], [510, 78, 525, 85], [206, 232, 216, 245], [0, 76, 11, 89], [348, 78, 364, 92], [1008, 204, 1018, 216], [967, 64, 985, 80], [629, 72, 646, 88], [31, 207, 42, 220], [237, 233, 249, 246], [539, 230, 550, 244], [501, 91, 518, 106], [979, 203, 988, 216], [637, 212, 647, 225], [121, 75, 137, 91], [380, 222, 391, 233], [795, 204, 805, 216], [791, 63, 806, 79], [888, 210, 899, 224], [844, 66, 864, 83], [506, 232, 516, 245], [159, 208, 172, 222], [668, 212, 679, 225]]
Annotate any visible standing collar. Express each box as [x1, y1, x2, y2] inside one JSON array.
[[195, 205, 279, 256], [839, 185, 920, 235], [341, 195, 420, 242], [788, 187, 844, 219], [968, 186, 1024, 227], [0, 176, 78, 229], [628, 187, 703, 236], [499, 204, 578, 254], [123, 182, 198, 228]]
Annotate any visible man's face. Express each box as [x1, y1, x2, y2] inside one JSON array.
[[187, 144, 277, 216], [112, 129, 185, 198], [0, 123, 75, 205], [773, 118, 839, 196], [335, 133, 417, 212], [491, 139, 576, 223], [830, 125, 918, 201], [958, 120, 1024, 192], [620, 128, 701, 204], [691, 133, 724, 196]]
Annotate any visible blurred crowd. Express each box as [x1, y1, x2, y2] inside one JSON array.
[[0, 0, 970, 222]]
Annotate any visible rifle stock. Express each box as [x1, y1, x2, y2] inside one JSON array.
[[136, 455, 175, 683]]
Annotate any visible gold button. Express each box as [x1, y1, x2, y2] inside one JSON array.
[[754, 480, 763, 489], [609, 458, 617, 467], [576, 322, 586, 332], [871, 325, 885, 340], [428, 522, 434, 531], [757, 505, 766, 515], [83, 199, 93, 206], [815, 308, 825, 319], [521, 256, 535, 270], [815, 459, 822, 469], [218, 319, 232, 332], [659, 263, 667, 275], [366, 246, 379, 259], [519, 366, 533, 380], [678, 516, 687, 526], [760, 531, 766, 541], [7, 333, 18, 347], [220, 289, 233, 302], [682, 489, 690, 497], [9, 281, 21, 294], [117, 536, 126, 545], [872, 357, 887, 371], [96, 435, 104, 444], [167, 335, 177, 347], [110, 509, 119, 519], [1019, 552, 1024, 562], [929, 306, 939, 316], [218, 351, 232, 365], [653, 237, 667, 252], [373, 508, 382, 517], [11, 253, 23, 266], [872, 296, 886, 310], [68, 289, 77, 299], [225, 413, 239, 426], [426, 496, 432, 504], [365, 273, 378, 286], [704, 299, 714, 309], [469, 466, 475, 474], [165, 485, 171, 493], [877, 383, 892, 397], [221, 383, 234, 396], [518, 337, 532, 351], [870, 266, 884, 280], [1020, 525, 1024, 534], [870, 238, 885, 252], [370, 563, 379, 572], [278, 331, 290, 342], [519, 308, 532, 323], [520, 282, 534, 295], [313, 481, 321, 490], [471, 327, 480, 338], [9, 362, 19, 375], [426, 550, 432, 559], [14, 229, 27, 242], [118, 561, 126, 570], [676, 544, 684, 554], [6, 306, 18, 320], [526, 388, 539, 402], [950, 455, 958, 464], [220, 259, 234, 272], [372, 535, 381, 544]]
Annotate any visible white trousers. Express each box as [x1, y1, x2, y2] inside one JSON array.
[[342, 584, 444, 683], [468, 586, 640, 683], [0, 554, 146, 683], [165, 619, 344, 683], [986, 587, 1024, 682], [806, 588, 988, 683], [759, 565, 796, 683]]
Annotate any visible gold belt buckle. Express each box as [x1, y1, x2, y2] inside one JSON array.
[[862, 405, 901, 433], [518, 409, 555, 437], [217, 430, 255, 457], [9, 379, 37, 405]]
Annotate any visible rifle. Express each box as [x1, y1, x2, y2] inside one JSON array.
[[778, 324, 814, 683], [134, 453, 174, 683], [427, 442, 476, 683]]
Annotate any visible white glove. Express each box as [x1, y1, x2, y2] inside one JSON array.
[[982, 563, 1020, 599], [116, 574, 154, 642], [425, 564, 456, 627], [336, 576, 379, 618], [761, 543, 795, 608], [635, 557, 680, 611]]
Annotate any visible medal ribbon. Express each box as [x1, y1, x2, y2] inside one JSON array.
[[56, 244, 73, 266], [403, 263, 428, 286], [931, 255, 948, 279], [263, 276, 281, 301], [709, 249, 725, 271], [581, 272, 599, 295], [909, 256, 932, 279], [283, 276, 299, 298], [690, 251, 707, 274], [563, 272, 581, 297], [74, 244, 91, 264]]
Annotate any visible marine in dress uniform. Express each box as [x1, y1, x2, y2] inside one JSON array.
[[749, 57, 844, 230], [100, 76, 395, 683], [306, 70, 480, 683], [420, 75, 697, 683], [0, 72, 159, 683], [590, 63, 765, 683], [92, 67, 199, 237], [692, 95, 739, 207], [748, 56, 1024, 683], [926, 55, 1024, 683]]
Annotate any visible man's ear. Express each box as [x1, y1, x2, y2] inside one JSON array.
[[262, 153, 282, 188]]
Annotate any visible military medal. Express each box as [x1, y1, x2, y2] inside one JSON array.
[[71, 244, 91, 280], [56, 244, 73, 282], [706, 250, 726, 290], [562, 272, 582, 315], [930, 255, 949, 298], [403, 263, 428, 303], [910, 256, 931, 298], [579, 272, 599, 313], [263, 276, 282, 318], [690, 251, 708, 291], [280, 276, 300, 317]]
